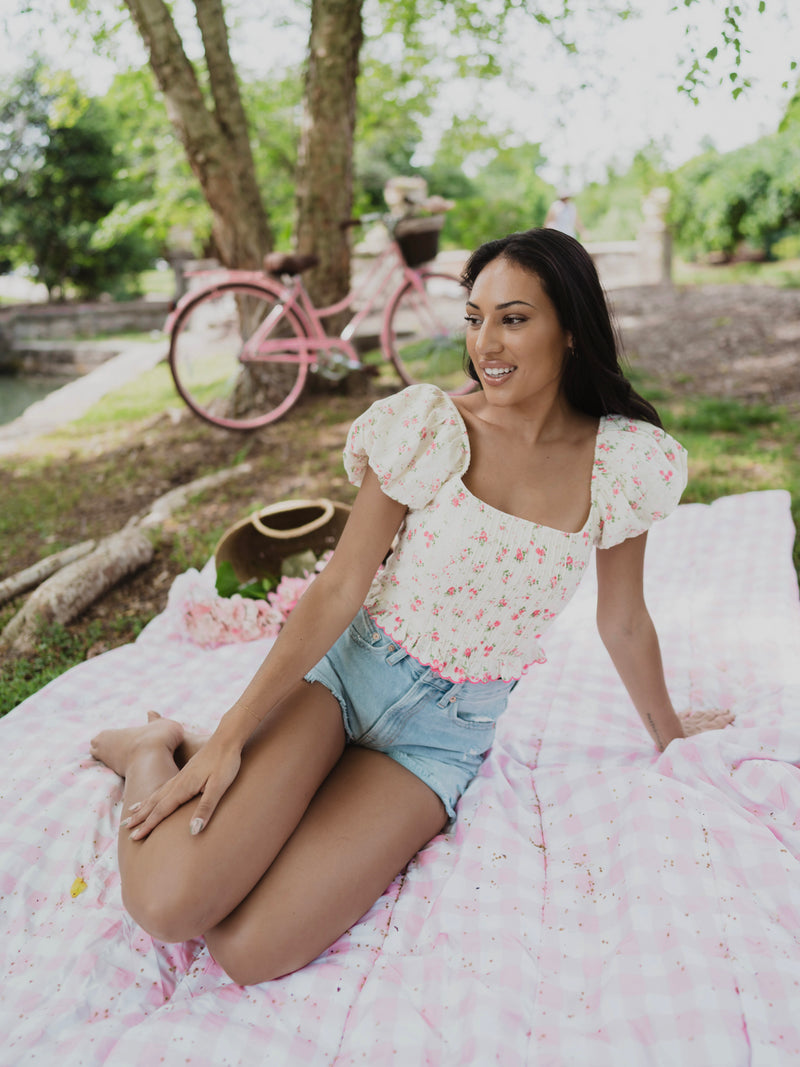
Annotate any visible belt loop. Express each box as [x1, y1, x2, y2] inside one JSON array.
[[386, 644, 408, 665], [437, 682, 459, 709]]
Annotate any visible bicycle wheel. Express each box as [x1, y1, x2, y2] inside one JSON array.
[[384, 271, 474, 395], [169, 283, 310, 430]]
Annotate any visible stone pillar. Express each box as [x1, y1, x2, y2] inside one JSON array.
[[636, 187, 672, 285]]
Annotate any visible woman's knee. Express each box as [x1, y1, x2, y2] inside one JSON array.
[[122, 872, 213, 944], [206, 917, 317, 986]]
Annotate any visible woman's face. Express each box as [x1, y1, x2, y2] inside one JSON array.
[[465, 256, 571, 410]]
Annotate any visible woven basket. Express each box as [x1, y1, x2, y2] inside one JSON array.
[[214, 498, 351, 582], [394, 214, 445, 267]]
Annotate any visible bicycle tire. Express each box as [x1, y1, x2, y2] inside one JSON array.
[[384, 270, 475, 396], [169, 282, 310, 430]]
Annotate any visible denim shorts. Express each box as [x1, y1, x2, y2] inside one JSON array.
[[304, 608, 516, 820]]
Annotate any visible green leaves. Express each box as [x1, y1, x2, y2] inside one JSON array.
[[669, 123, 800, 260], [214, 560, 277, 601], [0, 63, 159, 298]]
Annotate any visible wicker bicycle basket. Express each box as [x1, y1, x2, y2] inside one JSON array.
[[214, 498, 351, 582], [394, 214, 445, 267]]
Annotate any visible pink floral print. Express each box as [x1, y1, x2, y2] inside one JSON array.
[[346, 385, 688, 684]]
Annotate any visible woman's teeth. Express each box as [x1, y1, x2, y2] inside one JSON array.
[[484, 367, 513, 379]]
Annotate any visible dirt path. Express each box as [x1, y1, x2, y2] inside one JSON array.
[[611, 283, 800, 408]]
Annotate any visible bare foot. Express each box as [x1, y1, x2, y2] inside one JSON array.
[[680, 709, 735, 737], [175, 725, 211, 768], [90, 711, 185, 778]]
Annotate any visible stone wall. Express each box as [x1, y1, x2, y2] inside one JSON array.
[[0, 299, 171, 376]]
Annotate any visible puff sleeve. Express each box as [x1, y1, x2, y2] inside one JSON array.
[[593, 416, 688, 549], [345, 384, 469, 509]]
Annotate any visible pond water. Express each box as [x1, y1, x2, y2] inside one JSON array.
[[0, 376, 71, 427]]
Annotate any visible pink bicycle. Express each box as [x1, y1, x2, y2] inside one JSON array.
[[165, 216, 473, 430]]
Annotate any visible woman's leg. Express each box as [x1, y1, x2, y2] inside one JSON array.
[[205, 745, 448, 986], [90, 681, 347, 943]]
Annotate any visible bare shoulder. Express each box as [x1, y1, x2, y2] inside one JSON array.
[[450, 391, 482, 424]]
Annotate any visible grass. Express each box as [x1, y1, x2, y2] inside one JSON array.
[[0, 620, 114, 714], [673, 257, 800, 289], [70, 362, 181, 428]]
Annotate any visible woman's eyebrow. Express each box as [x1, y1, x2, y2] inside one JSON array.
[[465, 299, 535, 310]]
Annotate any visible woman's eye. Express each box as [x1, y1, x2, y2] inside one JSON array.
[[504, 315, 526, 325], [464, 315, 481, 327]]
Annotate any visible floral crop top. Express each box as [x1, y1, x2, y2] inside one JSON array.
[[345, 384, 688, 684]]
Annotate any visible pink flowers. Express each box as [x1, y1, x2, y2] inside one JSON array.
[[180, 557, 331, 649], [267, 576, 311, 618], [184, 594, 283, 647]]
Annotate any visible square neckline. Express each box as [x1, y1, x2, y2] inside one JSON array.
[[442, 390, 607, 536]]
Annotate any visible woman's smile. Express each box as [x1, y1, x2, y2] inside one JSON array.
[[481, 362, 515, 382]]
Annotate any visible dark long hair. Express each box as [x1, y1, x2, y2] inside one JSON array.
[[460, 228, 663, 428]]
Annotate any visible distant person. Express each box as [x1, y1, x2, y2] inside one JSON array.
[[545, 192, 582, 239]]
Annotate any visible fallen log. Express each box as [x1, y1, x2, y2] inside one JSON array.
[[0, 540, 96, 607], [0, 461, 255, 659], [0, 528, 154, 657], [135, 462, 253, 529]]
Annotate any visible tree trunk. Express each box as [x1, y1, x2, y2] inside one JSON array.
[[295, 0, 364, 320], [0, 465, 254, 658], [123, 0, 272, 268], [0, 540, 96, 608], [0, 529, 154, 657]]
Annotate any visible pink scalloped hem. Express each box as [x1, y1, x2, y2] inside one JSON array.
[[364, 609, 545, 685]]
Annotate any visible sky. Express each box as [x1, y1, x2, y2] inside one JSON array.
[[423, 0, 799, 185], [0, 0, 797, 188]]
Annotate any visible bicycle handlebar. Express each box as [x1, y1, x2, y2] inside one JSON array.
[[340, 212, 383, 230]]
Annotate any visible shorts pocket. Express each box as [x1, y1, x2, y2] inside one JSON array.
[[453, 705, 496, 727]]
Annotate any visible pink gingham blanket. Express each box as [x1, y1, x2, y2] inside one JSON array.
[[2, 490, 799, 1066]]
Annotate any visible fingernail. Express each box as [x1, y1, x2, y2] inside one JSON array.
[[120, 817, 131, 829], [129, 828, 143, 841], [128, 802, 141, 813], [190, 818, 204, 836]]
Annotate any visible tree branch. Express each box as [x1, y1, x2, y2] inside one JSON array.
[[0, 541, 96, 608]]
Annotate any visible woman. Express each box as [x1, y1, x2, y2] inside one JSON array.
[[91, 228, 732, 986]]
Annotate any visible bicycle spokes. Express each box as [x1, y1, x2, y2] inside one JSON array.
[[386, 272, 472, 394], [168, 284, 310, 430]]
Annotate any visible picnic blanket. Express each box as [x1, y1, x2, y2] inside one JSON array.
[[1, 489, 799, 1066]]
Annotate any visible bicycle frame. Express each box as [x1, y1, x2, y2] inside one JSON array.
[[166, 239, 450, 371]]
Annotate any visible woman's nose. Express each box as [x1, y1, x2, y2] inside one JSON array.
[[475, 320, 502, 356]]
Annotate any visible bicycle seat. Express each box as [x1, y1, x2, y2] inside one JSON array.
[[264, 252, 319, 276]]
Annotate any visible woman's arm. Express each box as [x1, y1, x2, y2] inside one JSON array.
[[218, 467, 406, 745], [594, 532, 685, 752], [126, 467, 407, 837]]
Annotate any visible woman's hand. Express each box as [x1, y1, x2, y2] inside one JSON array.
[[679, 708, 735, 737], [126, 731, 243, 841]]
